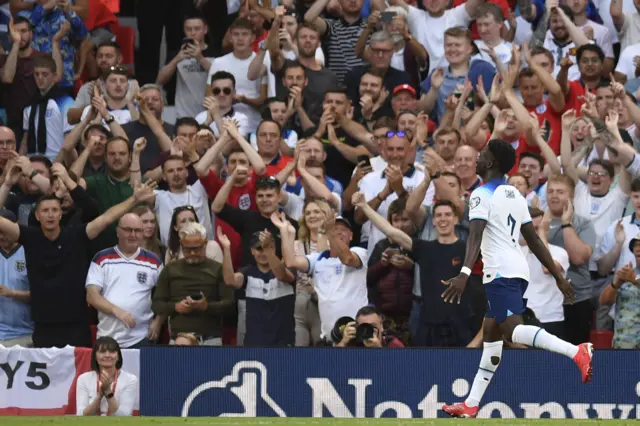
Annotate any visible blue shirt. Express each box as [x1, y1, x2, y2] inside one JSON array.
[[0, 245, 33, 341], [26, 6, 88, 87]]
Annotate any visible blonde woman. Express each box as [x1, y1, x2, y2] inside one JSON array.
[[165, 205, 222, 264], [131, 206, 163, 259], [293, 199, 332, 346]]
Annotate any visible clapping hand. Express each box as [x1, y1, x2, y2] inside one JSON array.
[[133, 181, 158, 203]]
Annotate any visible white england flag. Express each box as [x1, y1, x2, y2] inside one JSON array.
[[0, 346, 139, 415]]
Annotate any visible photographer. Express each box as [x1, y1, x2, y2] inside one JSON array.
[[334, 306, 405, 348]]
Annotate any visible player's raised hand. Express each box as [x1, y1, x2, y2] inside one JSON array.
[[441, 273, 468, 304]]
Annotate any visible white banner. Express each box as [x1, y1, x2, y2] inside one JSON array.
[[0, 346, 140, 415]]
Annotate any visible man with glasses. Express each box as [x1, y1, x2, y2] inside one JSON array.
[[86, 213, 164, 349], [196, 71, 250, 137], [354, 130, 428, 254], [153, 222, 234, 346]]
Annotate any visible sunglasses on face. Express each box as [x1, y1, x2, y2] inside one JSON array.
[[213, 87, 232, 96], [386, 131, 407, 138], [588, 171, 609, 177]]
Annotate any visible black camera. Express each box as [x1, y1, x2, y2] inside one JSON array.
[[331, 317, 376, 346]]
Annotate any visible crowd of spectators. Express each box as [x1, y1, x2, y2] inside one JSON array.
[[0, 0, 639, 351]]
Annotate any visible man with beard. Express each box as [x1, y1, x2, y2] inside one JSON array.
[[153, 222, 234, 346], [304, 0, 368, 85], [542, 5, 590, 80], [270, 16, 338, 124], [0, 17, 47, 140], [122, 84, 173, 173], [68, 42, 139, 125], [352, 69, 387, 126], [433, 127, 462, 170], [148, 155, 213, 245], [80, 67, 138, 126], [78, 137, 135, 250], [345, 31, 412, 117]]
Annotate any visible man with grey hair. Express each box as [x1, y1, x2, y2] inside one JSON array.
[[152, 222, 234, 345], [345, 30, 413, 120], [122, 84, 174, 173], [355, 7, 427, 89]]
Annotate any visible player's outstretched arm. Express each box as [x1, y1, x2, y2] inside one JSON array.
[[521, 222, 574, 301], [441, 219, 486, 304]]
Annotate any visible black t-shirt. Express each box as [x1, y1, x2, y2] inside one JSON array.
[[122, 121, 176, 173], [410, 238, 474, 324], [274, 60, 339, 124], [241, 264, 295, 346], [5, 192, 38, 226], [18, 224, 91, 324], [320, 127, 360, 189]]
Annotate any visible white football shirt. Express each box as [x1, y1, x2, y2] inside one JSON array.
[[469, 178, 532, 284]]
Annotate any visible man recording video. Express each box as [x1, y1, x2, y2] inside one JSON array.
[[334, 306, 404, 348]]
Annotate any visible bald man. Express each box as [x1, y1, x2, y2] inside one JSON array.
[[454, 145, 482, 198], [86, 213, 164, 348], [0, 127, 17, 173]]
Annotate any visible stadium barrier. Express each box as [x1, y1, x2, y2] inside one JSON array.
[[2, 346, 638, 418]]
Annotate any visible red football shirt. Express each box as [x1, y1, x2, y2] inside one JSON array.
[[265, 154, 294, 177], [564, 80, 598, 117], [200, 170, 258, 269], [525, 100, 563, 155]]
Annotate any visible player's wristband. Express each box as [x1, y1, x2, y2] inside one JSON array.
[[460, 266, 472, 276]]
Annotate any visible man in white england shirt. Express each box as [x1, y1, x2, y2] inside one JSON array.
[[385, 0, 486, 74], [473, 3, 512, 69], [86, 213, 164, 348], [150, 156, 213, 245], [195, 71, 250, 137], [207, 18, 267, 134], [80, 67, 137, 127], [521, 208, 570, 339]]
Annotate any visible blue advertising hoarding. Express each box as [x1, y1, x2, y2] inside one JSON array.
[[140, 347, 640, 418]]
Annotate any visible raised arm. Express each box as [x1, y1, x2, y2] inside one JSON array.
[[272, 212, 309, 272], [326, 124, 369, 164], [260, 231, 295, 284], [268, 7, 286, 73], [610, 0, 625, 32], [211, 169, 238, 214], [560, 109, 582, 183], [303, 0, 329, 36], [224, 120, 267, 176], [218, 227, 244, 289], [525, 43, 565, 112], [352, 192, 413, 251], [139, 101, 172, 151], [339, 117, 378, 155], [51, 20, 69, 84], [85, 182, 157, 240], [2, 20, 21, 84], [193, 132, 231, 177]]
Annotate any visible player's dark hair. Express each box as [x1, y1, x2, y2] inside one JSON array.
[[576, 44, 605, 63], [588, 159, 614, 178], [91, 337, 123, 372], [520, 151, 544, 170], [488, 139, 516, 175]]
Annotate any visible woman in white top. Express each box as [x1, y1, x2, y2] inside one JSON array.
[[293, 200, 331, 346], [165, 205, 222, 264], [76, 337, 138, 416]]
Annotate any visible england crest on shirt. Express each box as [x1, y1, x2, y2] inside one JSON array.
[[238, 193, 251, 210], [15, 260, 26, 272], [137, 271, 148, 284], [536, 103, 547, 114]]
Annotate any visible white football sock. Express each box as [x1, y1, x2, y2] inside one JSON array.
[[465, 340, 503, 408], [512, 324, 579, 358]]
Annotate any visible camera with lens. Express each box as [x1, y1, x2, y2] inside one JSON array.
[[331, 316, 376, 346]]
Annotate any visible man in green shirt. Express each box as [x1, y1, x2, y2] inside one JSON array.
[[152, 222, 234, 345], [79, 136, 134, 249]]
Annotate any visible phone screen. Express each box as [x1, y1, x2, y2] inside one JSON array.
[[357, 155, 371, 168], [381, 11, 397, 22]]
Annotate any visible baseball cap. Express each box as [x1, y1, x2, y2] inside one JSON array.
[[392, 84, 416, 98], [0, 209, 17, 223], [335, 216, 352, 230]]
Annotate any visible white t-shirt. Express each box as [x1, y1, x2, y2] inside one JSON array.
[[618, 12, 640, 52], [250, 129, 298, 151], [22, 99, 73, 161], [407, 4, 471, 75], [469, 179, 532, 284], [359, 166, 428, 254], [473, 40, 512, 69], [590, 0, 620, 44], [514, 16, 533, 47], [263, 47, 325, 98], [194, 109, 250, 137], [282, 191, 342, 221], [543, 33, 579, 81], [76, 370, 138, 416], [579, 21, 615, 59], [208, 52, 267, 134], [154, 181, 213, 245], [80, 105, 133, 127], [615, 43, 640, 81], [391, 47, 405, 71], [572, 180, 629, 270], [595, 213, 640, 273], [85, 246, 162, 348], [306, 248, 369, 340], [522, 244, 569, 323], [176, 55, 215, 118]]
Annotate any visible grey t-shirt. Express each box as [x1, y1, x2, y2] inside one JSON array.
[[547, 215, 596, 304], [175, 46, 215, 119], [71, 80, 135, 110]]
